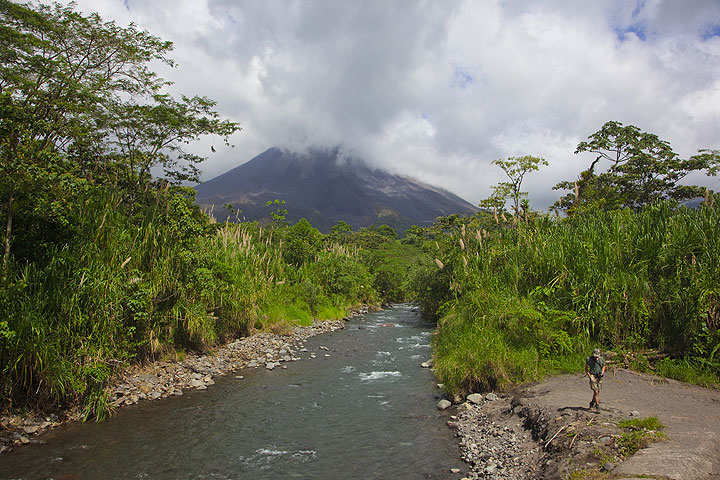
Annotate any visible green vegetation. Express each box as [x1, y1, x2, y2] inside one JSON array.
[[1, 1, 718, 425], [0, 2, 428, 420], [417, 121, 719, 397], [422, 197, 720, 396], [617, 416, 666, 456]]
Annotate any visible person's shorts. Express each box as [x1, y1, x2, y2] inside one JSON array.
[[589, 374, 602, 392]]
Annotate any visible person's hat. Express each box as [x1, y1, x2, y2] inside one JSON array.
[[592, 348, 601, 357]]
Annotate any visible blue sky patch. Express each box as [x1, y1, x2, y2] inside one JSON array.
[[615, 21, 647, 41], [701, 23, 720, 40], [452, 66, 475, 89]]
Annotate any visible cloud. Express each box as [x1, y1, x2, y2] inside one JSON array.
[[63, 0, 720, 209]]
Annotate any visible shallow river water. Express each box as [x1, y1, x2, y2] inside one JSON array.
[[0, 305, 464, 479]]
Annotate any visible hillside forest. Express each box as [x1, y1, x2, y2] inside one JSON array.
[[1, 2, 719, 421]]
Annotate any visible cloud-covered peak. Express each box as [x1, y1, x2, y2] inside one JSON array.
[[62, 0, 720, 209]]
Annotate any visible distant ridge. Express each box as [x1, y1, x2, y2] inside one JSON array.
[[194, 147, 478, 233]]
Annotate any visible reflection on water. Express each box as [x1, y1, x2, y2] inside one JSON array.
[[0, 305, 463, 480]]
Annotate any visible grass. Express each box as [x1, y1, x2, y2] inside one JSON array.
[[424, 199, 720, 396], [565, 470, 610, 480], [617, 416, 666, 456], [0, 190, 381, 420], [654, 358, 720, 388]]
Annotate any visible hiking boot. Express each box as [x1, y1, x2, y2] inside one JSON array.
[[589, 400, 596, 408], [594, 403, 601, 412]]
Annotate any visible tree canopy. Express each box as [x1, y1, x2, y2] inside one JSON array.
[[554, 121, 719, 213], [0, 1, 240, 270], [479, 155, 547, 217]]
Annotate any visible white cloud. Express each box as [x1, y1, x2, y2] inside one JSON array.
[[62, 0, 720, 208]]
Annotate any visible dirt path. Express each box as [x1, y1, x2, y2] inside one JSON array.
[[519, 368, 720, 479]]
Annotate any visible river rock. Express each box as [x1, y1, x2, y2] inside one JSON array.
[[437, 399, 452, 410], [266, 362, 276, 370], [190, 379, 204, 388], [467, 393, 484, 404], [139, 373, 158, 384], [485, 393, 499, 402]]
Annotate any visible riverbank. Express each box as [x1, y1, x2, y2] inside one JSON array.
[[447, 368, 720, 479], [0, 309, 369, 453]]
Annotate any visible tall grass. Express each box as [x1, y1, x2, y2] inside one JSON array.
[[0, 188, 378, 419], [423, 199, 720, 395]]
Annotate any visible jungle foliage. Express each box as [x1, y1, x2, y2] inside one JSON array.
[[0, 2, 426, 420], [1, 1, 718, 423], [417, 123, 720, 397]]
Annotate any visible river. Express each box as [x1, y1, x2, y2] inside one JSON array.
[[0, 305, 464, 479]]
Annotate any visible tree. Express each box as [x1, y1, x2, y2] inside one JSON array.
[[0, 1, 239, 270], [283, 218, 323, 265], [554, 121, 719, 213], [265, 199, 287, 226], [326, 220, 353, 244], [481, 155, 547, 215]]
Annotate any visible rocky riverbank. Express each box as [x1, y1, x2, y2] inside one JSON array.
[[0, 310, 366, 453], [442, 392, 544, 479], [444, 369, 720, 479], [443, 388, 642, 479]]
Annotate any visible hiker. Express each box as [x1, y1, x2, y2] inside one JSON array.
[[585, 348, 605, 410]]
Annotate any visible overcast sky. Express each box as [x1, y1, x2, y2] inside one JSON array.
[[62, 0, 720, 209]]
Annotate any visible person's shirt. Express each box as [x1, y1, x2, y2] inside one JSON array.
[[586, 355, 604, 375]]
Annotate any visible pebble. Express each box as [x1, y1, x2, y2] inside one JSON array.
[[437, 399, 452, 410]]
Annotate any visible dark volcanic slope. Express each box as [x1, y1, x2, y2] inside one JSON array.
[[194, 147, 477, 233]]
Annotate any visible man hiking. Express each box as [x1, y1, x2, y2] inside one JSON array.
[[585, 348, 605, 411]]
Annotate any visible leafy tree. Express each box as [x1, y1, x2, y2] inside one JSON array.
[[265, 199, 287, 226], [374, 224, 398, 240], [0, 1, 239, 270], [554, 121, 719, 213], [105, 94, 238, 206], [283, 218, 323, 265], [478, 183, 511, 214], [402, 225, 426, 246], [326, 220, 353, 244], [481, 155, 547, 216]]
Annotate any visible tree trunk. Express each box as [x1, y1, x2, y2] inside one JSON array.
[[3, 193, 14, 275]]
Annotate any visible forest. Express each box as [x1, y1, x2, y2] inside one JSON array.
[[1, 2, 719, 421]]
